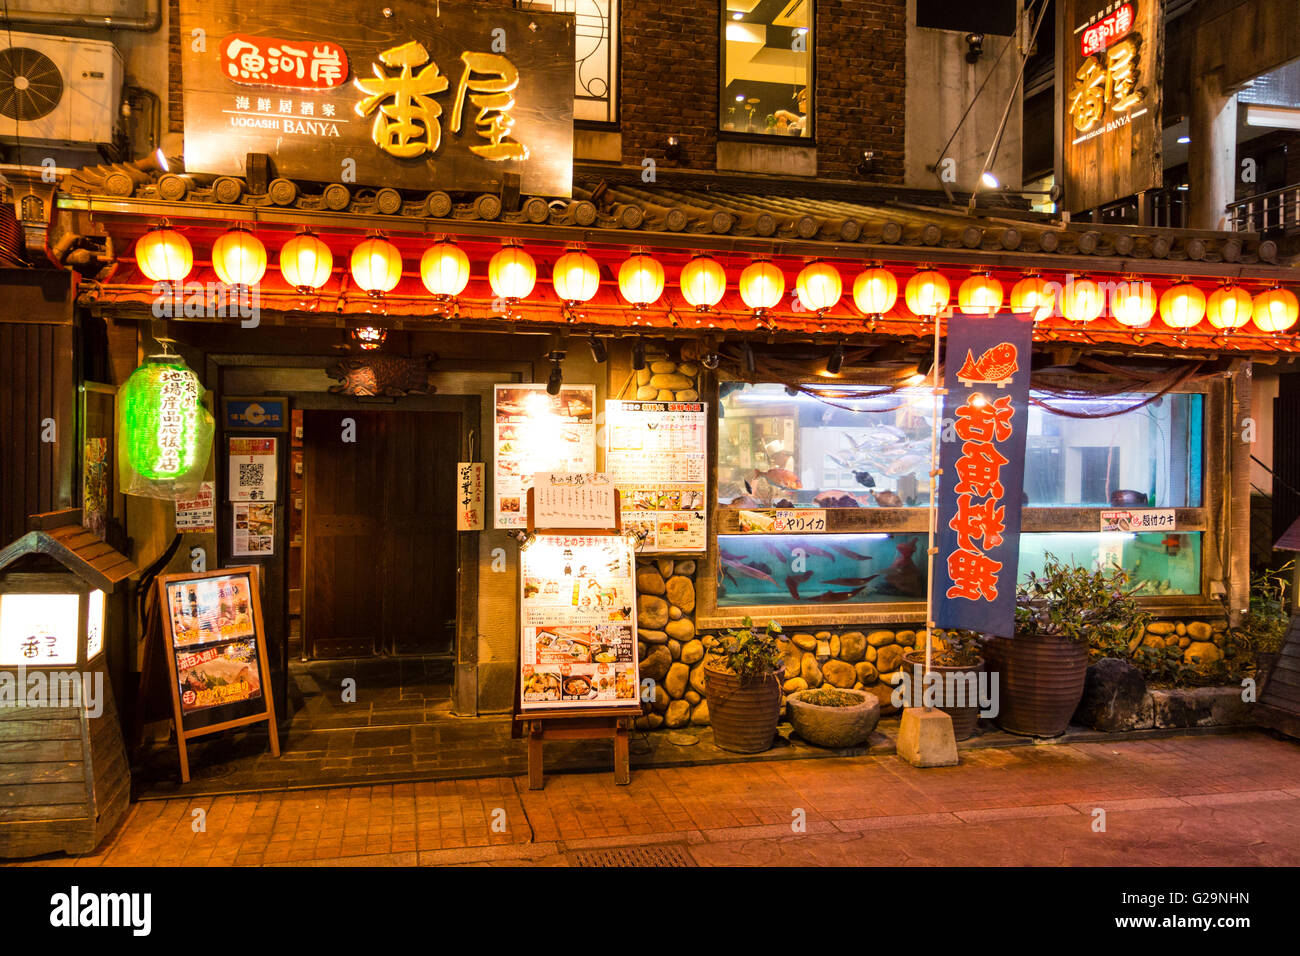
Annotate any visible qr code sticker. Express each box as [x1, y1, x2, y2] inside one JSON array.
[[238, 463, 264, 488]]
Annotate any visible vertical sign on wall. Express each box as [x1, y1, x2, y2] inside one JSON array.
[[933, 311, 1034, 638], [1059, 0, 1163, 213]]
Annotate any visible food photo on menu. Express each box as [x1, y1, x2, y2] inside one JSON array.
[[167, 577, 256, 646]]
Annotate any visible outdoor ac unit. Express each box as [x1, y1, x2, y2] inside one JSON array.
[[0, 31, 122, 146]]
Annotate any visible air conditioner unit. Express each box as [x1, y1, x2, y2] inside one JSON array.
[[0, 31, 122, 146]]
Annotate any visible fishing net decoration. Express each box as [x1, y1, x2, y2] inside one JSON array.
[[116, 355, 215, 499]]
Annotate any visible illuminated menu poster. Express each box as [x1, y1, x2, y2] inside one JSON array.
[[163, 570, 265, 714], [605, 400, 707, 552], [519, 534, 640, 710], [494, 384, 596, 529]]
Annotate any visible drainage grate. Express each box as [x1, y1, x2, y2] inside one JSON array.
[[568, 844, 698, 867]]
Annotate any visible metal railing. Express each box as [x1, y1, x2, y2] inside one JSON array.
[[1228, 183, 1300, 234]]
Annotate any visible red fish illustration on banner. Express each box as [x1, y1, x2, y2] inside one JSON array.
[[956, 342, 1020, 387]]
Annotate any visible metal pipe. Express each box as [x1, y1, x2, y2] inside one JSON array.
[[0, 0, 161, 31]]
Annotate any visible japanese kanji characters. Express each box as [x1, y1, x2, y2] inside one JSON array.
[[946, 391, 1012, 603], [221, 33, 348, 89], [452, 51, 529, 161], [1069, 30, 1145, 132]]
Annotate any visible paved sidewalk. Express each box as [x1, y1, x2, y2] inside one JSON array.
[[12, 731, 1300, 867]]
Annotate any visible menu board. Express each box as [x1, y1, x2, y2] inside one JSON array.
[[494, 384, 596, 529], [519, 534, 640, 710], [605, 400, 707, 552], [532, 472, 617, 529], [157, 566, 273, 729]]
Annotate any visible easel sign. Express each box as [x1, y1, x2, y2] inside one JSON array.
[[155, 565, 280, 782], [516, 479, 641, 787]]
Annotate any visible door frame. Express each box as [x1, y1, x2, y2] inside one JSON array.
[[289, 391, 480, 669]]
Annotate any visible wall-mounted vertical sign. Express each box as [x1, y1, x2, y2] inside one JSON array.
[[179, 0, 575, 196], [457, 462, 485, 531], [933, 311, 1035, 639], [1059, 0, 1163, 213]]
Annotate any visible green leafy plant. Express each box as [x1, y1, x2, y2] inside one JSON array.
[[926, 628, 983, 667], [1236, 561, 1293, 655], [708, 616, 783, 684], [1014, 556, 1150, 649], [795, 687, 862, 707]]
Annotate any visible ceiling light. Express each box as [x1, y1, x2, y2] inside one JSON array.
[[1177, 135, 1190, 144], [981, 171, 1000, 190]]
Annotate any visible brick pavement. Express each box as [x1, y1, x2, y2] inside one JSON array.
[[9, 731, 1300, 867]]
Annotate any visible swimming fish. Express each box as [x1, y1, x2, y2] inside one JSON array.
[[753, 467, 802, 490], [827, 455, 877, 489], [743, 559, 774, 577], [800, 543, 836, 559], [956, 342, 1019, 383], [806, 585, 869, 602], [785, 571, 814, 601], [722, 558, 777, 584], [831, 545, 874, 561], [821, 575, 878, 588], [761, 541, 787, 560], [813, 490, 863, 508], [871, 490, 904, 507], [881, 539, 924, 596], [886, 454, 927, 477]]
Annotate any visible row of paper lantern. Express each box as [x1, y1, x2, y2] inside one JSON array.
[[134, 225, 1300, 333]]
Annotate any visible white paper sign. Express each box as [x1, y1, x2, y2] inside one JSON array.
[[1100, 509, 1175, 533], [174, 481, 216, 532], [228, 437, 278, 502], [532, 473, 616, 529]]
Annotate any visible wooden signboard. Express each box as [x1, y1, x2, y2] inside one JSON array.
[[1058, 0, 1163, 213], [179, 0, 575, 196], [154, 565, 280, 782]]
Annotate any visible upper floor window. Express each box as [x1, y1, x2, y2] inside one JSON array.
[[721, 0, 812, 138], [525, 0, 619, 124]]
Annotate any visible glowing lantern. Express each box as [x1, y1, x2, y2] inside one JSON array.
[[1010, 274, 1055, 321], [551, 249, 601, 303], [1061, 276, 1104, 323], [739, 260, 784, 312], [904, 270, 950, 317], [350, 327, 387, 350], [796, 261, 842, 313], [1110, 280, 1157, 328], [279, 232, 333, 292], [957, 272, 1004, 316], [419, 241, 470, 298], [679, 255, 726, 310], [617, 254, 664, 307], [350, 237, 403, 296], [1158, 283, 1206, 330], [135, 226, 192, 283], [212, 227, 267, 287], [116, 356, 214, 499], [1206, 284, 1252, 330], [1253, 287, 1300, 333], [488, 246, 536, 302], [852, 268, 898, 316]]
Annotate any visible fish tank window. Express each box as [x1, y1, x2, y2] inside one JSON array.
[[716, 531, 1201, 607], [1023, 393, 1203, 507], [716, 384, 1204, 510], [718, 383, 936, 509]]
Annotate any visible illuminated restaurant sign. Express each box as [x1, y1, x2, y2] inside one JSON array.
[[1060, 0, 1162, 213], [933, 311, 1034, 638], [180, 0, 575, 195]]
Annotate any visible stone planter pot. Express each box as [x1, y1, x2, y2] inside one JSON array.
[[786, 688, 880, 748], [902, 652, 986, 740], [703, 663, 784, 753], [983, 635, 1089, 737]]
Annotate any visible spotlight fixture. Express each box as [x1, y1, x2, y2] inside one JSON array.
[[855, 150, 875, 178], [965, 33, 984, 63], [915, 352, 934, 380], [350, 326, 387, 351], [702, 351, 720, 370], [546, 350, 565, 396], [980, 171, 1001, 190], [631, 340, 647, 371], [826, 343, 845, 376], [588, 334, 608, 363], [517, 531, 537, 551], [784, 385, 800, 397], [665, 135, 683, 162]]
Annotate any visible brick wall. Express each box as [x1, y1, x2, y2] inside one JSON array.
[[169, 0, 182, 132], [619, 1, 720, 170], [815, 0, 906, 182]]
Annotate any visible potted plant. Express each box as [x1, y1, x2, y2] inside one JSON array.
[[902, 629, 985, 740], [1236, 561, 1293, 691], [786, 687, 879, 748], [703, 616, 784, 753], [984, 557, 1147, 737]]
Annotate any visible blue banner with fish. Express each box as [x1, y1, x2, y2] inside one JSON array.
[[933, 310, 1035, 638]]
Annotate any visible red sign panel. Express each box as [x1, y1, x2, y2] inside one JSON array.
[[221, 33, 349, 89], [1079, 3, 1134, 57]]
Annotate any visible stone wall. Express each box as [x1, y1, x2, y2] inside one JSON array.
[[1133, 619, 1231, 665]]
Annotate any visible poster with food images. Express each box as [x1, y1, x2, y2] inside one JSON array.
[[494, 384, 596, 529], [174, 639, 263, 713], [519, 533, 640, 709], [605, 400, 707, 552], [232, 501, 275, 556], [165, 572, 257, 648]]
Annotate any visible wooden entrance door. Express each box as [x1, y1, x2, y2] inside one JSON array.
[[302, 410, 458, 658]]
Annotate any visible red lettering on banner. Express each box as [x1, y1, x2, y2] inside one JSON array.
[[945, 388, 1014, 604]]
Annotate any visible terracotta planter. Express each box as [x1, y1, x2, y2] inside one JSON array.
[[902, 652, 986, 741], [787, 688, 880, 748], [983, 635, 1089, 737], [703, 663, 784, 753]]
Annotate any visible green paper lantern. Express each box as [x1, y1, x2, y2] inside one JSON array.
[[117, 357, 214, 499]]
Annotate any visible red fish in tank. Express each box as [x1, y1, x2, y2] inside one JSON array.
[[1161, 533, 1183, 556], [751, 467, 803, 490], [956, 341, 1019, 386]]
